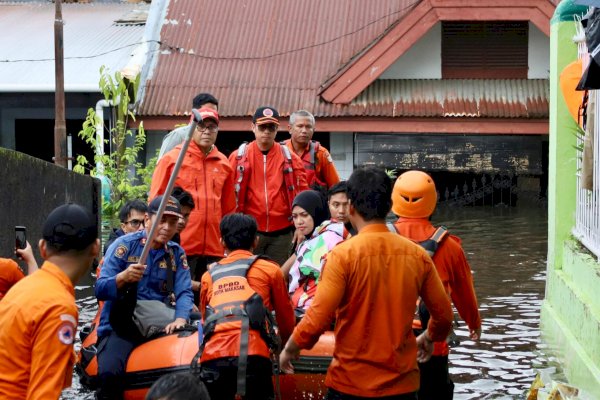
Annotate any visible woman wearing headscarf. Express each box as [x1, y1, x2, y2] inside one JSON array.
[[282, 190, 350, 315]]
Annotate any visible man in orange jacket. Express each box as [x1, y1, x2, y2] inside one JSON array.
[[151, 107, 236, 299], [0, 203, 99, 399], [283, 110, 340, 189], [391, 170, 482, 400], [199, 213, 295, 400], [229, 106, 309, 266], [280, 167, 453, 399]]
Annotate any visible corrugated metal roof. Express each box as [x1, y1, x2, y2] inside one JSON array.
[[140, 0, 420, 117], [0, 2, 148, 92], [140, 0, 550, 120], [350, 79, 549, 118]]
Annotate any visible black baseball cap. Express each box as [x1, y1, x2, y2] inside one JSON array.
[[42, 203, 98, 251], [253, 106, 280, 125], [148, 195, 183, 219]]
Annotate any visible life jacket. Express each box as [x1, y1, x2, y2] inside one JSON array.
[[299, 140, 326, 188], [386, 223, 449, 334], [234, 142, 297, 211], [197, 256, 280, 397]]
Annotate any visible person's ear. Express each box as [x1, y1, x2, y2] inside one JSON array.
[[39, 239, 47, 259], [90, 239, 101, 258], [220, 238, 226, 248], [348, 202, 356, 216], [252, 236, 260, 249]]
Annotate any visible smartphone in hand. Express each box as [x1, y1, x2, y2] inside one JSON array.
[[15, 226, 26, 250]]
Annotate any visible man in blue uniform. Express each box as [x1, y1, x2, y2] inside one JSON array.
[[95, 195, 194, 400]]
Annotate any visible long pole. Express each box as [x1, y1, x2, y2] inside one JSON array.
[[54, 0, 67, 167], [139, 109, 203, 265]]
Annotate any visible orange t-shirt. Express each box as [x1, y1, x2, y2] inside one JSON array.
[[0, 258, 25, 300], [292, 224, 453, 397], [200, 249, 295, 362], [394, 218, 481, 356], [0, 261, 77, 399]]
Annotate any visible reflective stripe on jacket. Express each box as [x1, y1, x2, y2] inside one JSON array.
[[200, 250, 295, 361], [229, 141, 308, 232]]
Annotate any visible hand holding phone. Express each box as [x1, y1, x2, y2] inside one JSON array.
[[15, 226, 27, 251], [15, 226, 27, 258]]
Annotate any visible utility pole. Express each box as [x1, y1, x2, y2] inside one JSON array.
[[54, 0, 67, 167]]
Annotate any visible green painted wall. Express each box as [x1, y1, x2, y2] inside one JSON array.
[[542, 1, 600, 395], [547, 3, 581, 271]]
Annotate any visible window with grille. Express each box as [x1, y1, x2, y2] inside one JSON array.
[[442, 21, 528, 79]]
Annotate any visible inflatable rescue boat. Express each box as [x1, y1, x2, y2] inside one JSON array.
[[76, 309, 334, 400]]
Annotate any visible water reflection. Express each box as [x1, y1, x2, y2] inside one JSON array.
[[433, 205, 558, 399], [66, 205, 555, 399]]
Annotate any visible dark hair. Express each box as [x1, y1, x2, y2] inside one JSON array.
[[171, 187, 195, 209], [328, 181, 348, 199], [347, 167, 392, 221], [145, 373, 210, 400], [118, 199, 148, 223], [220, 213, 257, 251], [192, 93, 218, 109]]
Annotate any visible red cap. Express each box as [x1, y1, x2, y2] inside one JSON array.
[[197, 107, 219, 125]]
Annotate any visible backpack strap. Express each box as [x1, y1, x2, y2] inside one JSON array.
[[234, 142, 249, 210], [163, 247, 176, 306], [386, 222, 398, 233], [419, 226, 449, 258], [309, 140, 319, 168], [280, 144, 296, 209]]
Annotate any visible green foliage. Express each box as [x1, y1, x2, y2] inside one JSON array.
[[74, 66, 154, 227], [385, 168, 398, 181]]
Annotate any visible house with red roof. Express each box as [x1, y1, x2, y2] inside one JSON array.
[[138, 0, 555, 202]]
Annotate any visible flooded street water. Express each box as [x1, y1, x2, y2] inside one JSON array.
[[65, 205, 554, 399]]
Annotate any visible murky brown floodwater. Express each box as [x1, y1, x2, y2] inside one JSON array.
[[64, 205, 556, 400]]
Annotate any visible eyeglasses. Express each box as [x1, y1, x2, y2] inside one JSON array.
[[125, 219, 144, 228], [199, 124, 218, 133], [257, 124, 278, 132]]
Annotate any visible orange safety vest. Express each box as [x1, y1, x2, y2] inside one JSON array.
[[234, 142, 297, 211], [196, 256, 279, 397]]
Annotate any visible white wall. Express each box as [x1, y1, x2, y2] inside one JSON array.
[[378, 22, 548, 80], [379, 23, 442, 79], [528, 22, 550, 79], [329, 132, 354, 180]]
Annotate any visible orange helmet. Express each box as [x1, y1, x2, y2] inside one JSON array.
[[392, 170, 437, 218]]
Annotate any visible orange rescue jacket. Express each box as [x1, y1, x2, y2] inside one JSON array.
[[394, 218, 481, 356], [283, 139, 340, 189], [150, 142, 236, 257], [229, 141, 308, 232], [0, 261, 77, 399]]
